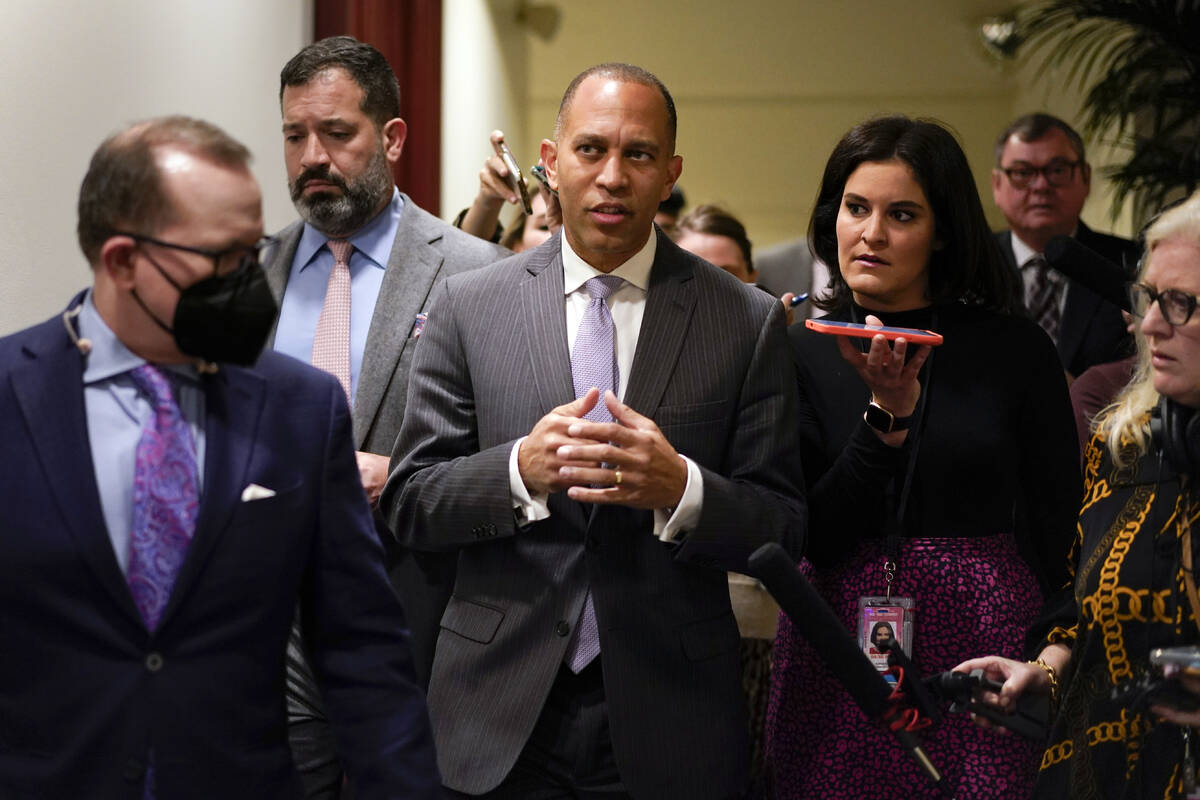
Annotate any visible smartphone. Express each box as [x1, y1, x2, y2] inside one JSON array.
[[493, 139, 532, 214], [804, 318, 944, 346], [1151, 646, 1200, 676], [530, 164, 558, 197]]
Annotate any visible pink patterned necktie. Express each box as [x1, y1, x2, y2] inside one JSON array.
[[565, 275, 624, 673], [312, 239, 353, 402], [127, 364, 199, 632]]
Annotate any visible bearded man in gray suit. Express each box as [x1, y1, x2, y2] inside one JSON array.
[[382, 63, 806, 800], [261, 36, 506, 798]]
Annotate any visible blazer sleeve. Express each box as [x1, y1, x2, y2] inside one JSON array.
[[381, 278, 522, 552], [672, 299, 809, 570], [300, 377, 442, 800]]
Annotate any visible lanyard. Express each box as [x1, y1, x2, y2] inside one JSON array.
[[849, 308, 937, 598]]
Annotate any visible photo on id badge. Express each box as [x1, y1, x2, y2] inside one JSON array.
[[857, 597, 914, 676]]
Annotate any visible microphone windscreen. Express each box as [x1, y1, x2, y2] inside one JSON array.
[[748, 543, 892, 719], [1043, 235, 1133, 311]]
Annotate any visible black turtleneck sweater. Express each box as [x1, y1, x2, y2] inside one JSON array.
[[789, 301, 1081, 591]]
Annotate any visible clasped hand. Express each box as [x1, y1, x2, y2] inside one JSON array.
[[517, 388, 687, 509]]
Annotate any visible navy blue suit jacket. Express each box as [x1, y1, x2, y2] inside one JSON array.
[[0, 299, 440, 799], [996, 223, 1138, 377]]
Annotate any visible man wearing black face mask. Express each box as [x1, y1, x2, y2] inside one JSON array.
[[0, 116, 440, 799]]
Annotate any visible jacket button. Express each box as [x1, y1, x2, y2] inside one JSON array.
[[555, 620, 570, 637], [123, 756, 145, 781], [145, 652, 164, 672]]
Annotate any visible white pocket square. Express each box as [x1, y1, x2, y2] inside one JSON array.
[[240, 483, 276, 502]]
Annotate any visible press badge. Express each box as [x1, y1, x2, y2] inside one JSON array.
[[856, 596, 915, 673]]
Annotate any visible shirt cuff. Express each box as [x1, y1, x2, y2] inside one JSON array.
[[509, 437, 550, 526], [655, 455, 703, 541]]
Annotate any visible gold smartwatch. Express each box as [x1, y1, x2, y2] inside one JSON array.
[[864, 400, 913, 434]]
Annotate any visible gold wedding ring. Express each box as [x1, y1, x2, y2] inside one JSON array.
[[614, 469, 623, 485]]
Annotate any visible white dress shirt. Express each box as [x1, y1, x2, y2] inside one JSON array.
[[507, 231, 704, 540]]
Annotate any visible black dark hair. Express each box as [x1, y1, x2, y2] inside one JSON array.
[[871, 621, 895, 643], [280, 36, 401, 128], [555, 63, 677, 152], [659, 184, 686, 215], [809, 115, 1017, 313], [994, 112, 1086, 166]]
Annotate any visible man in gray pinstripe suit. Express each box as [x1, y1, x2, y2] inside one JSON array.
[[382, 63, 806, 799]]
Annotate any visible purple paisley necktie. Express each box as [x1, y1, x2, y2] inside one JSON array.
[[127, 364, 199, 632]]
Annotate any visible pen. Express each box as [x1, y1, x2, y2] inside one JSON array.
[[789, 292, 810, 307]]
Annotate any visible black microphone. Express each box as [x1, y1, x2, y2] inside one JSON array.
[[748, 543, 953, 797], [925, 669, 1050, 741], [1043, 235, 1134, 311]]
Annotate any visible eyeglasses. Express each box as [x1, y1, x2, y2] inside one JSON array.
[[114, 231, 276, 277], [999, 159, 1083, 189], [1128, 282, 1199, 326]]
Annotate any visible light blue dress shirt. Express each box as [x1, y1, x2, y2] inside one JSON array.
[[78, 292, 205, 575], [272, 188, 404, 404]]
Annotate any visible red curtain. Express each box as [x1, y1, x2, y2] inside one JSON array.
[[314, 0, 443, 214]]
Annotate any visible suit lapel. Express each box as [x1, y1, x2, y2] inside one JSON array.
[[10, 327, 143, 625], [1058, 224, 1116, 373], [353, 196, 444, 448], [159, 366, 266, 627], [521, 236, 575, 416], [1059, 280, 1101, 371], [623, 233, 697, 417], [261, 220, 304, 348]]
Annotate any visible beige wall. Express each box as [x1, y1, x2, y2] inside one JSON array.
[[502, 0, 1130, 253], [0, 0, 311, 335], [441, 0, 531, 222]]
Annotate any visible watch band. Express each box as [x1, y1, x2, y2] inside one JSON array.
[[864, 401, 913, 434]]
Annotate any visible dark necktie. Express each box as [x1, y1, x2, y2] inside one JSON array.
[[1027, 254, 1062, 343], [565, 275, 624, 672]]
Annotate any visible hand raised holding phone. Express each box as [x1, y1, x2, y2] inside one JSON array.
[[825, 314, 933, 443], [459, 130, 533, 241]]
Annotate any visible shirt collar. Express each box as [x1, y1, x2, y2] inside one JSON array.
[[78, 291, 200, 386], [295, 186, 403, 272], [1013, 224, 1079, 270], [561, 227, 656, 295]]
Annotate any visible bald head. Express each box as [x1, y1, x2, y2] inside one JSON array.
[[77, 116, 252, 265]]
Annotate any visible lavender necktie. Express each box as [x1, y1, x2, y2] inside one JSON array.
[[565, 275, 624, 673], [127, 364, 199, 632]]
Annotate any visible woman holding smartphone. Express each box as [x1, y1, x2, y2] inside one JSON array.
[[957, 191, 1200, 799], [764, 116, 1081, 798]]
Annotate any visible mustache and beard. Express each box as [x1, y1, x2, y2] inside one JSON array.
[[289, 144, 394, 237]]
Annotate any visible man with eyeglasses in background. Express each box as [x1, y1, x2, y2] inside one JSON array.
[[992, 112, 1138, 379]]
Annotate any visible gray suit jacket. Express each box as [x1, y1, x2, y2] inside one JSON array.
[[263, 194, 510, 455], [382, 229, 807, 799], [754, 237, 813, 300], [263, 195, 507, 798]]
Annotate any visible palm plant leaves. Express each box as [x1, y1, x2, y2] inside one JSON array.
[[1017, 0, 1200, 218]]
